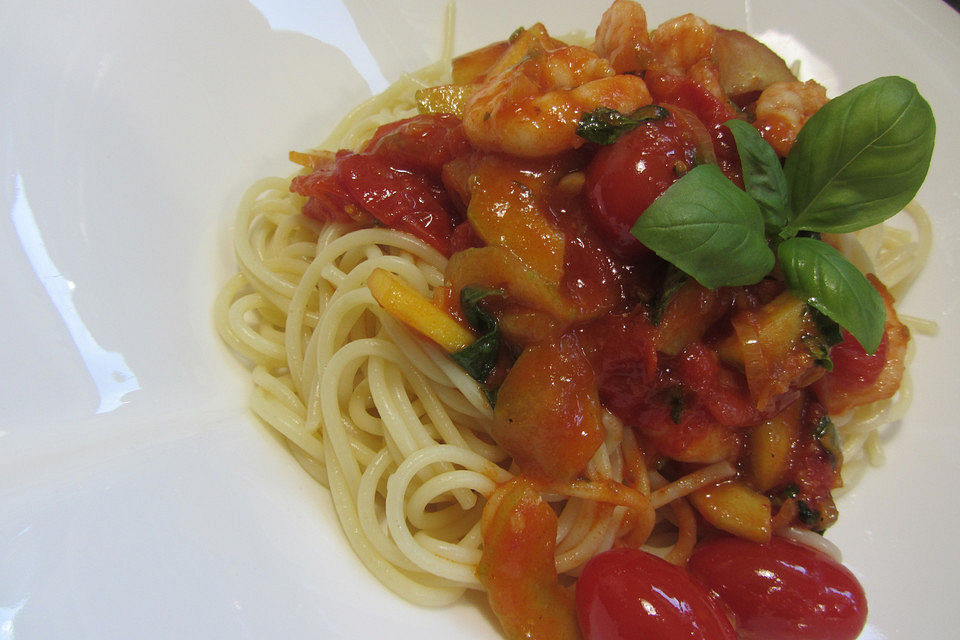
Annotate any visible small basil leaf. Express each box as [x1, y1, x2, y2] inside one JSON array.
[[631, 164, 775, 288], [813, 415, 842, 468], [724, 119, 789, 233], [777, 237, 885, 353], [576, 105, 670, 145], [783, 76, 936, 236], [450, 286, 505, 382]]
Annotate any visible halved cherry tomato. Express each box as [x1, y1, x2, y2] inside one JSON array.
[[576, 548, 737, 640], [687, 536, 867, 640], [584, 107, 713, 262]]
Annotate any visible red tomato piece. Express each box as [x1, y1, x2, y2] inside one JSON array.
[[587, 311, 659, 419], [584, 107, 712, 262], [292, 150, 457, 255], [577, 547, 737, 640], [676, 342, 759, 428], [362, 113, 472, 179], [687, 536, 867, 640], [290, 160, 364, 224], [824, 329, 889, 390]]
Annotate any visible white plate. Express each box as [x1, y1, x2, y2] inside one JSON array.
[[2, 1, 959, 637]]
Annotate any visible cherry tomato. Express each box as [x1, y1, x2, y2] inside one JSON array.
[[687, 536, 867, 640], [584, 107, 713, 262], [576, 548, 737, 640]]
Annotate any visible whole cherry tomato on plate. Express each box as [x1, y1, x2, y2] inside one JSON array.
[[687, 536, 868, 640], [576, 547, 737, 640]]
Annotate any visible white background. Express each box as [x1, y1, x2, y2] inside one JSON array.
[[1, 1, 959, 637]]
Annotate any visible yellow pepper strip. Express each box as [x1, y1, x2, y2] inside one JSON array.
[[367, 268, 474, 353]]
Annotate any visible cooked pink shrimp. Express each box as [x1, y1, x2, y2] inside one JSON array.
[[463, 26, 651, 158], [594, 2, 724, 95], [649, 13, 718, 75], [754, 80, 829, 156], [687, 58, 725, 99], [594, 0, 653, 74]]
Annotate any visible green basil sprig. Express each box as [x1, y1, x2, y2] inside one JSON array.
[[628, 76, 934, 353]]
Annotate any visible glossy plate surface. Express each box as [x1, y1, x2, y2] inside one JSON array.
[[2, 1, 959, 637]]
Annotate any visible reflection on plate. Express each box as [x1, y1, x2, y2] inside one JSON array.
[[1, 1, 958, 638]]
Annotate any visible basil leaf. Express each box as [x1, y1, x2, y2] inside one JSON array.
[[576, 105, 670, 145], [724, 119, 789, 233], [631, 164, 775, 288], [777, 237, 885, 353], [783, 76, 936, 236], [450, 286, 504, 382]]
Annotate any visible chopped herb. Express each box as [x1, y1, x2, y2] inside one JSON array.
[[450, 286, 505, 383], [668, 387, 685, 424], [813, 415, 843, 468], [509, 26, 525, 42], [797, 500, 821, 526], [482, 387, 499, 408], [801, 334, 833, 371], [576, 104, 670, 145], [811, 306, 844, 347], [650, 266, 688, 326], [813, 415, 832, 440]]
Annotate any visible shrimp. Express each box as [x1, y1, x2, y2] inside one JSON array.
[[462, 24, 651, 158], [593, 1, 797, 103], [594, 2, 726, 98], [753, 80, 828, 156], [594, 0, 653, 74], [649, 13, 718, 75]]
